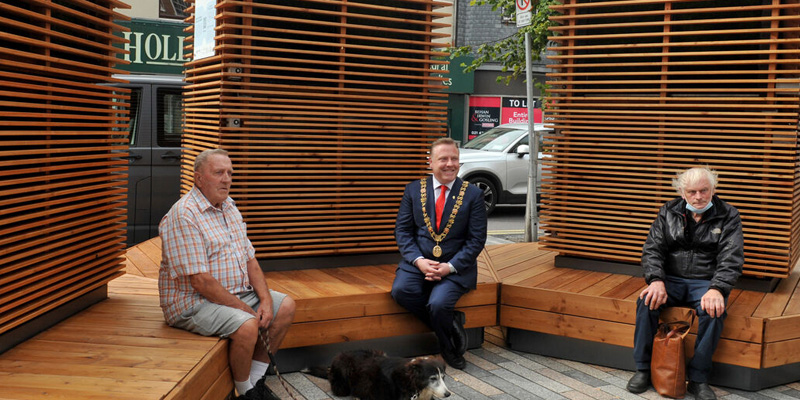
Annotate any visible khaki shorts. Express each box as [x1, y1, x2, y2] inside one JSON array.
[[173, 290, 287, 338]]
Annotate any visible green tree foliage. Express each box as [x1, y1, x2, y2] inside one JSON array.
[[450, 0, 558, 85]]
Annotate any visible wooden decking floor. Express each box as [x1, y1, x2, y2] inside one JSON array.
[[2, 240, 799, 399]]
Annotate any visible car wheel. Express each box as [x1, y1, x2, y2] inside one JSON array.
[[469, 177, 497, 215]]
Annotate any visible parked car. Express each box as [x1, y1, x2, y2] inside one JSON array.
[[458, 123, 550, 215], [113, 74, 185, 245]]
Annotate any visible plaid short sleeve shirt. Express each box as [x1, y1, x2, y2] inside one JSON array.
[[158, 187, 256, 325]]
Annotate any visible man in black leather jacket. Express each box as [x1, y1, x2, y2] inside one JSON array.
[[626, 167, 743, 400]]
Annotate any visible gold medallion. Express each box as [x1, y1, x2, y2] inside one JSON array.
[[420, 178, 468, 259]]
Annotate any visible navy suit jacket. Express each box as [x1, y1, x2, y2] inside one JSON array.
[[395, 176, 488, 290]]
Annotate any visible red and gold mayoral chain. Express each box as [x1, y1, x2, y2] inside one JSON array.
[[420, 178, 468, 258]]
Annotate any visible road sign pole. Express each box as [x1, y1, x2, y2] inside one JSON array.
[[516, 0, 536, 242], [523, 31, 538, 242]]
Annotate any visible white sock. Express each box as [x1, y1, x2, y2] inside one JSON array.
[[250, 359, 270, 386], [235, 379, 253, 396]]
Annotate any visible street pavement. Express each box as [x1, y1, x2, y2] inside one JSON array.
[[262, 234, 800, 399], [266, 336, 800, 399]]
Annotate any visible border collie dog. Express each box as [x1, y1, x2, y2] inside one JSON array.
[[304, 349, 451, 400]]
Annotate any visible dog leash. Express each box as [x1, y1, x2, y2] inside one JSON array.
[[258, 329, 299, 400]]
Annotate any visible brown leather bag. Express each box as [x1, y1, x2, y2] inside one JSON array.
[[651, 314, 694, 398]]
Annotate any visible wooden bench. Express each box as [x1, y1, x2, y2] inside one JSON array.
[[125, 237, 500, 351], [494, 242, 800, 391], [122, 237, 500, 392]]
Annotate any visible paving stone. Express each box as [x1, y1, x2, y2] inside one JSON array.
[[489, 394, 520, 400], [562, 389, 605, 400], [274, 340, 800, 400], [460, 360, 496, 378], [537, 368, 618, 400], [561, 369, 610, 388], [725, 388, 782, 400], [499, 361, 572, 393], [448, 367, 504, 397], [522, 352, 575, 372], [557, 359, 618, 381], [481, 374, 546, 400], [759, 388, 800, 400], [264, 375, 306, 399], [283, 373, 329, 400], [639, 390, 665, 400], [471, 346, 513, 365], [490, 366, 568, 399], [447, 379, 494, 400], [780, 389, 800, 399], [465, 350, 502, 371], [599, 384, 650, 400], [725, 394, 767, 400], [483, 341, 548, 371]]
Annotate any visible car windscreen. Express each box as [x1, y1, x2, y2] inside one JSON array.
[[463, 128, 526, 151]]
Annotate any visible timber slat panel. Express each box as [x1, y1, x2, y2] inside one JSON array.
[[0, 0, 129, 337], [542, 0, 800, 278], [182, 0, 451, 259]]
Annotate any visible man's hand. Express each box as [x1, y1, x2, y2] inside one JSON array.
[[639, 280, 667, 310], [256, 304, 273, 330], [414, 258, 450, 281], [701, 288, 725, 318]]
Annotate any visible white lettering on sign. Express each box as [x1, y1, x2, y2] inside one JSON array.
[[431, 62, 451, 87], [122, 31, 188, 66]]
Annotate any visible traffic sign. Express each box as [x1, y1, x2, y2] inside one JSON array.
[[516, 0, 532, 27], [517, 11, 531, 27]]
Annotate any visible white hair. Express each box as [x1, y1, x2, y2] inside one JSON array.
[[672, 166, 718, 193], [194, 148, 229, 172]]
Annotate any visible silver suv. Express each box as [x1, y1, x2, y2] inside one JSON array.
[[458, 123, 550, 214]]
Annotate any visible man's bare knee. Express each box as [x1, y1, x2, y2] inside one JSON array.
[[229, 317, 259, 344]]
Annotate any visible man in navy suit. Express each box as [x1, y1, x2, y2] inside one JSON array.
[[391, 137, 488, 369]]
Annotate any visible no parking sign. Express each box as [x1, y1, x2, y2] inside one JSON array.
[[516, 0, 532, 27]]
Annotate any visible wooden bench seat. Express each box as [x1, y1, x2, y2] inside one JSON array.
[[494, 242, 800, 391], [268, 262, 499, 349], [123, 237, 500, 351], [0, 274, 233, 400]]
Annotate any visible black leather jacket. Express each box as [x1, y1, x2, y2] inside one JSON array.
[[641, 195, 744, 296]]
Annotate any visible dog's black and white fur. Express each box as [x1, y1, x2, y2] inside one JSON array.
[[304, 349, 451, 400]]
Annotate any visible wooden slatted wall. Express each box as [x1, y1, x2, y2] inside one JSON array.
[[0, 0, 130, 336], [182, 0, 450, 259], [541, 0, 800, 278]]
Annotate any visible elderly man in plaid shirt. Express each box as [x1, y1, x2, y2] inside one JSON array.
[[158, 148, 295, 400]]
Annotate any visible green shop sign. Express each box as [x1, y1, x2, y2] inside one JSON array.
[[114, 19, 190, 75], [432, 55, 475, 94]]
